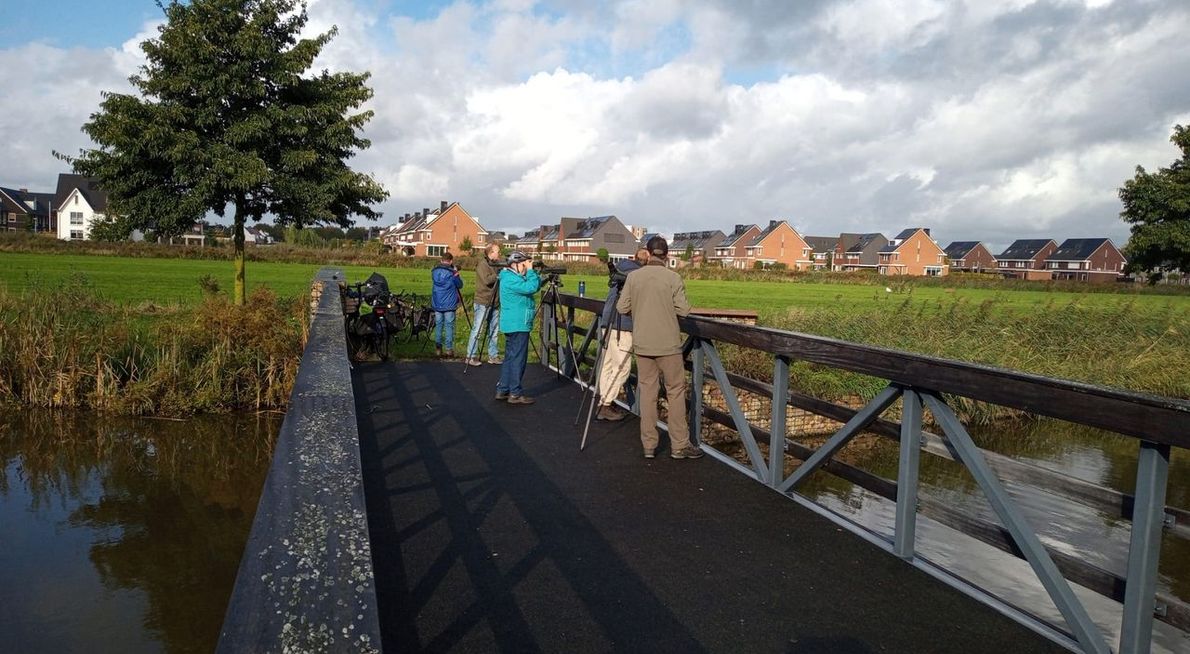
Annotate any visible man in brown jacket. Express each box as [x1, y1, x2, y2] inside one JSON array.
[[616, 236, 701, 460], [465, 242, 503, 366]]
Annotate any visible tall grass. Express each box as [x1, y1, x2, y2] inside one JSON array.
[[0, 279, 308, 416]]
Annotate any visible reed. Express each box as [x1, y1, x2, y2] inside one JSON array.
[[0, 281, 308, 416]]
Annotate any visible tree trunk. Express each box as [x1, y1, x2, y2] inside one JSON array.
[[233, 204, 246, 306]]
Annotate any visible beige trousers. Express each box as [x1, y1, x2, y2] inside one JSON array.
[[596, 328, 633, 406], [636, 353, 691, 452]]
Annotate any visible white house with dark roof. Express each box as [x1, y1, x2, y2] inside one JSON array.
[[54, 174, 110, 241]]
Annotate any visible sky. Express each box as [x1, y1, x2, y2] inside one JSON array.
[[1, 0, 1188, 251]]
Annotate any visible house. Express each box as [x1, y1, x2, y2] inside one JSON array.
[[744, 220, 813, 270], [626, 225, 649, 241], [533, 215, 634, 262], [1045, 238, 1126, 283], [803, 235, 839, 270], [834, 233, 887, 272], [0, 186, 54, 232], [996, 239, 1058, 280], [877, 228, 949, 276], [245, 224, 274, 245], [943, 241, 997, 272], [381, 201, 488, 257], [54, 174, 111, 241], [669, 230, 727, 267], [711, 224, 761, 269]]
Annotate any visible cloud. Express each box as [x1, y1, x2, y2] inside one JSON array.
[[1, 0, 1188, 251]]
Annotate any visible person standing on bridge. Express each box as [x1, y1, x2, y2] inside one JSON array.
[[616, 236, 700, 460], [496, 251, 541, 404], [464, 242, 503, 366], [593, 247, 649, 421], [430, 251, 463, 359]]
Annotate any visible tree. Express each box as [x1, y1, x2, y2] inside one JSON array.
[[1119, 124, 1190, 283], [460, 236, 473, 252], [61, 0, 387, 304], [89, 215, 134, 242], [596, 247, 609, 262], [345, 227, 369, 241], [682, 243, 694, 262]]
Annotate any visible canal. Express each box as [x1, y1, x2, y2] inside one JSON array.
[[0, 410, 277, 653]]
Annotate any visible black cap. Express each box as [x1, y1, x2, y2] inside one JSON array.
[[646, 235, 669, 257]]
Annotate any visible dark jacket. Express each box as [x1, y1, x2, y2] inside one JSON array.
[[430, 263, 463, 311], [615, 259, 691, 356], [600, 258, 642, 332], [474, 257, 499, 306]]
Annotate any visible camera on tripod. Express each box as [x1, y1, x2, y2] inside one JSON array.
[[607, 260, 628, 289], [532, 260, 568, 278]]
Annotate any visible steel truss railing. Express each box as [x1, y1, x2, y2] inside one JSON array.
[[542, 293, 1189, 654]]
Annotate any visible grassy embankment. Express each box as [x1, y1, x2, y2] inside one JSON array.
[[1, 250, 1187, 416]]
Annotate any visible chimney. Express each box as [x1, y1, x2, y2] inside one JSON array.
[[19, 188, 28, 193], [770, 220, 780, 227], [440, 200, 448, 212], [735, 224, 746, 233], [923, 228, 931, 236], [423, 207, 430, 217]]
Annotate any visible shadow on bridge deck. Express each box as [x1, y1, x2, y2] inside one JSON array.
[[353, 361, 1064, 654]]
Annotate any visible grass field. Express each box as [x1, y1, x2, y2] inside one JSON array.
[[3, 252, 1186, 318]]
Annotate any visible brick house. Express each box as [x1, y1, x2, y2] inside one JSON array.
[[557, 215, 637, 262], [710, 224, 761, 269], [1, 186, 54, 232], [835, 233, 887, 272], [943, 241, 997, 272], [744, 220, 813, 270], [1045, 238, 1126, 283], [878, 228, 949, 276], [996, 239, 1057, 280], [669, 229, 727, 267], [382, 201, 488, 257], [804, 235, 839, 270]]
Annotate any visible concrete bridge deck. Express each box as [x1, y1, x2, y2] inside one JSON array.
[[354, 360, 1065, 653]]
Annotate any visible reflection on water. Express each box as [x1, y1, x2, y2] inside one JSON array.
[[797, 417, 1190, 653], [0, 410, 277, 654]]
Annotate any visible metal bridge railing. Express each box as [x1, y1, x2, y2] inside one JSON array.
[[545, 293, 1190, 654]]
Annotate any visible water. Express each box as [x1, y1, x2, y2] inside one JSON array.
[[793, 418, 1190, 652], [0, 410, 277, 654]]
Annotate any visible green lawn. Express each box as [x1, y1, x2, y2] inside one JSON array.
[[1, 252, 1184, 318]]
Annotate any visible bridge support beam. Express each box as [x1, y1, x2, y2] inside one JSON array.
[[894, 389, 922, 560], [1119, 440, 1171, 654]]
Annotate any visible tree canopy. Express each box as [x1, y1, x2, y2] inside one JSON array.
[[1119, 124, 1190, 283], [62, 0, 387, 302]]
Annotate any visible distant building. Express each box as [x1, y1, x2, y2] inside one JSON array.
[[0, 186, 54, 232], [803, 235, 839, 270], [996, 239, 1057, 280], [943, 241, 997, 272], [878, 228, 949, 276], [744, 220, 813, 270], [626, 224, 649, 241], [381, 201, 488, 257], [669, 229, 727, 267], [554, 215, 637, 262], [711, 224, 761, 269], [54, 174, 110, 241], [1045, 238, 1126, 283], [834, 233, 886, 272]]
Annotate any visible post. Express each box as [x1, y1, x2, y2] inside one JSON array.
[[690, 341, 704, 446], [894, 389, 922, 560], [1119, 440, 1171, 654], [769, 356, 789, 487]]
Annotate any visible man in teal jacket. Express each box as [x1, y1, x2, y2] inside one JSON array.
[[496, 251, 541, 404]]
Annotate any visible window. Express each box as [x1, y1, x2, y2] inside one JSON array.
[[426, 245, 446, 257], [70, 230, 84, 240], [925, 266, 942, 277], [70, 211, 84, 225]]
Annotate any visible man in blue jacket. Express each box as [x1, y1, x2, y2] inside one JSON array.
[[430, 251, 463, 358], [496, 251, 541, 404]]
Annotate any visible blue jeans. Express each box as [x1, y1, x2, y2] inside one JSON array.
[[434, 310, 456, 351], [497, 331, 529, 396], [466, 303, 500, 359]]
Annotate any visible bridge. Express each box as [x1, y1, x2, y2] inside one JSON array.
[[217, 269, 1190, 653]]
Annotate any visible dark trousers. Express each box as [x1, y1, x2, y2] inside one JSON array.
[[497, 331, 529, 396]]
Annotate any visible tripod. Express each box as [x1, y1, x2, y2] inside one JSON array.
[[576, 310, 636, 451], [529, 274, 582, 380]]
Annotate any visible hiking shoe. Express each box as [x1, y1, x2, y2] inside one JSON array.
[[670, 447, 704, 460], [507, 395, 536, 405], [596, 405, 627, 421], [435, 345, 443, 356], [487, 356, 503, 364], [643, 449, 655, 459], [443, 350, 455, 359], [465, 357, 482, 367], [495, 391, 509, 401]]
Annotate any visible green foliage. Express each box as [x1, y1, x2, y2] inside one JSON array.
[[61, 0, 387, 303], [1120, 124, 1190, 282], [546, 244, 557, 253], [89, 215, 133, 242], [460, 236, 473, 252], [345, 227, 369, 241], [682, 243, 694, 261], [596, 247, 609, 262]]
